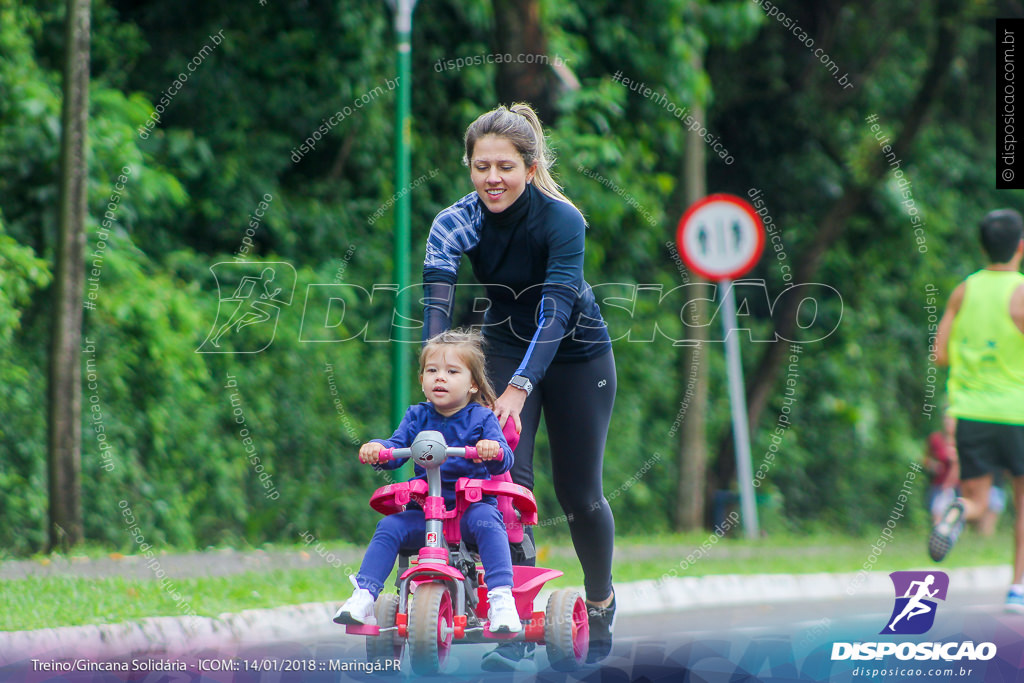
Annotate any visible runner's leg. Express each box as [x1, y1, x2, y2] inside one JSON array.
[[960, 475, 993, 521], [542, 351, 616, 603], [1013, 476, 1024, 584]]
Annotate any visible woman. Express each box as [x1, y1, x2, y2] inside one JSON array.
[[421, 103, 617, 669]]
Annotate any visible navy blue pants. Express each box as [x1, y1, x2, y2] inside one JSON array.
[[355, 503, 513, 597]]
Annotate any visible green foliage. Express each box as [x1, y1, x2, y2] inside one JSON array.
[[0, 217, 50, 550], [0, 219, 50, 345], [1, 0, 1021, 555]]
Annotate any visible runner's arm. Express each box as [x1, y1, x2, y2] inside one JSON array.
[[935, 283, 965, 367], [1011, 283, 1024, 335], [422, 274, 456, 341], [421, 195, 481, 342], [506, 203, 585, 387]]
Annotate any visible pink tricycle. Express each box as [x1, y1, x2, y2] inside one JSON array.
[[343, 426, 589, 674]]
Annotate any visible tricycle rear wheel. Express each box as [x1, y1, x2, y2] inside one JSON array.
[[545, 588, 588, 670], [366, 593, 404, 663]]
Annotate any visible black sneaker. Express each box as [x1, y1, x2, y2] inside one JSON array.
[[480, 641, 535, 672], [929, 499, 966, 562], [586, 593, 616, 663]]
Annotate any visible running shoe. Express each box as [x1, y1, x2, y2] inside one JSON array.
[[586, 593, 616, 663], [928, 499, 966, 562], [1006, 585, 1024, 614], [333, 589, 376, 625], [480, 642, 535, 672], [487, 586, 523, 633], [333, 576, 377, 625]]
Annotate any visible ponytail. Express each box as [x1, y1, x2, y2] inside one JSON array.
[[463, 103, 584, 218]]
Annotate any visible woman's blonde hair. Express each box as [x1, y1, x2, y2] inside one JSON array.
[[463, 102, 582, 216], [419, 329, 497, 407]]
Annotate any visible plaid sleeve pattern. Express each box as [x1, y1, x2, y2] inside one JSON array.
[[423, 192, 483, 275]]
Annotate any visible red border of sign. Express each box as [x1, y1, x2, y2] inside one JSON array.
[[675, 193, 765, 281]]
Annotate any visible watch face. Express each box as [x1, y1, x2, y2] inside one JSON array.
[[511, 376, 532, 393]]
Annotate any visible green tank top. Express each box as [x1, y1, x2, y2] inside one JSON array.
[[948, 269, 1024, 425]]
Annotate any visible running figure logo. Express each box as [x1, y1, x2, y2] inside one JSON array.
[[197, 262, 296, 353], [881, 571, 949, 635]]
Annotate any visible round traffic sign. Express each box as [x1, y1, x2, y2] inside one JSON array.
[[676, 194, 765, 280]]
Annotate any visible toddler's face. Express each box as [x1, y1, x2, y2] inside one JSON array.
[[421, 348, 478, 416]]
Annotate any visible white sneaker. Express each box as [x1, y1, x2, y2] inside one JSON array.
[[1006, 584, 1024, 614], [487, 586, 522, 633], [333, 576, 377, 625]]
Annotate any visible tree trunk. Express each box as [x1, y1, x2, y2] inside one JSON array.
[[490, 0, 557, 121], [674, 54, 709, 532], [49, 0, 90, 552]]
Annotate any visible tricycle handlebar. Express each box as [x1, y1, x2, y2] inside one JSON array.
[[372, 444, 478, 464]]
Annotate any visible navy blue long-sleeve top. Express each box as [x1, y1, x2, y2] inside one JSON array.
[[422, 184, 611, 387], [371, 401, 513, 506]]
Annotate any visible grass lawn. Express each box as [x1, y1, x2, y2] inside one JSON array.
[[0, 527, 1012, 632]]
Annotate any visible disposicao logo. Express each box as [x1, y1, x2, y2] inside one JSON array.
[[882, 570, 948, 635], [831, 571, 996, 662], [197, 262, 296, 353]]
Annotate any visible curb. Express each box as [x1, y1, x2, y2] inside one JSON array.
[[613, 565, 1012, 614], [1, 565, 1010, 665], [0, 603, 338, 667]]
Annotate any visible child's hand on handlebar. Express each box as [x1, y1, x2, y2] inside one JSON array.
[[359, 441, 384, 464], [473, 439, 501, 462]]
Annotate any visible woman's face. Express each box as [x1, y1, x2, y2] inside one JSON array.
[[470, 134, 536, 213]]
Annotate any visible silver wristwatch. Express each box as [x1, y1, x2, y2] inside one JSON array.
[[509, 375, 534, 396]]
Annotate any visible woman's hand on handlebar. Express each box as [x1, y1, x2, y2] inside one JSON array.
[[359, 441, 384, 464], [493, 386, 527, 434]]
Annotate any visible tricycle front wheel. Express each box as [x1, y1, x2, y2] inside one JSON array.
[[408, 583, 454, 674]]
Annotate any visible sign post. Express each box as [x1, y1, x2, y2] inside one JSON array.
[[677, 194, 765, 539], [386, 0, 418, 428]]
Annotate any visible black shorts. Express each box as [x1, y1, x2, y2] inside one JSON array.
[[956, 418, 1024, 480]]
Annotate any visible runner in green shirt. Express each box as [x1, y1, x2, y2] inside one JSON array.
[[929, 209, 1024, 612]]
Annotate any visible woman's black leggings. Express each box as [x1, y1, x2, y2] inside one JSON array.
[[486, 350, 617, 602]]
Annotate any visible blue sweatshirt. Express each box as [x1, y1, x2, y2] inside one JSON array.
[[422, 184, 612, 387], [371, 401, 513, 506]]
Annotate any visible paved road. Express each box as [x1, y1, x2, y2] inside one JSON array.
[[4, 550, 1021, 683], [238, 588, 1016, 682], [5, 588, 1019, 682]]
